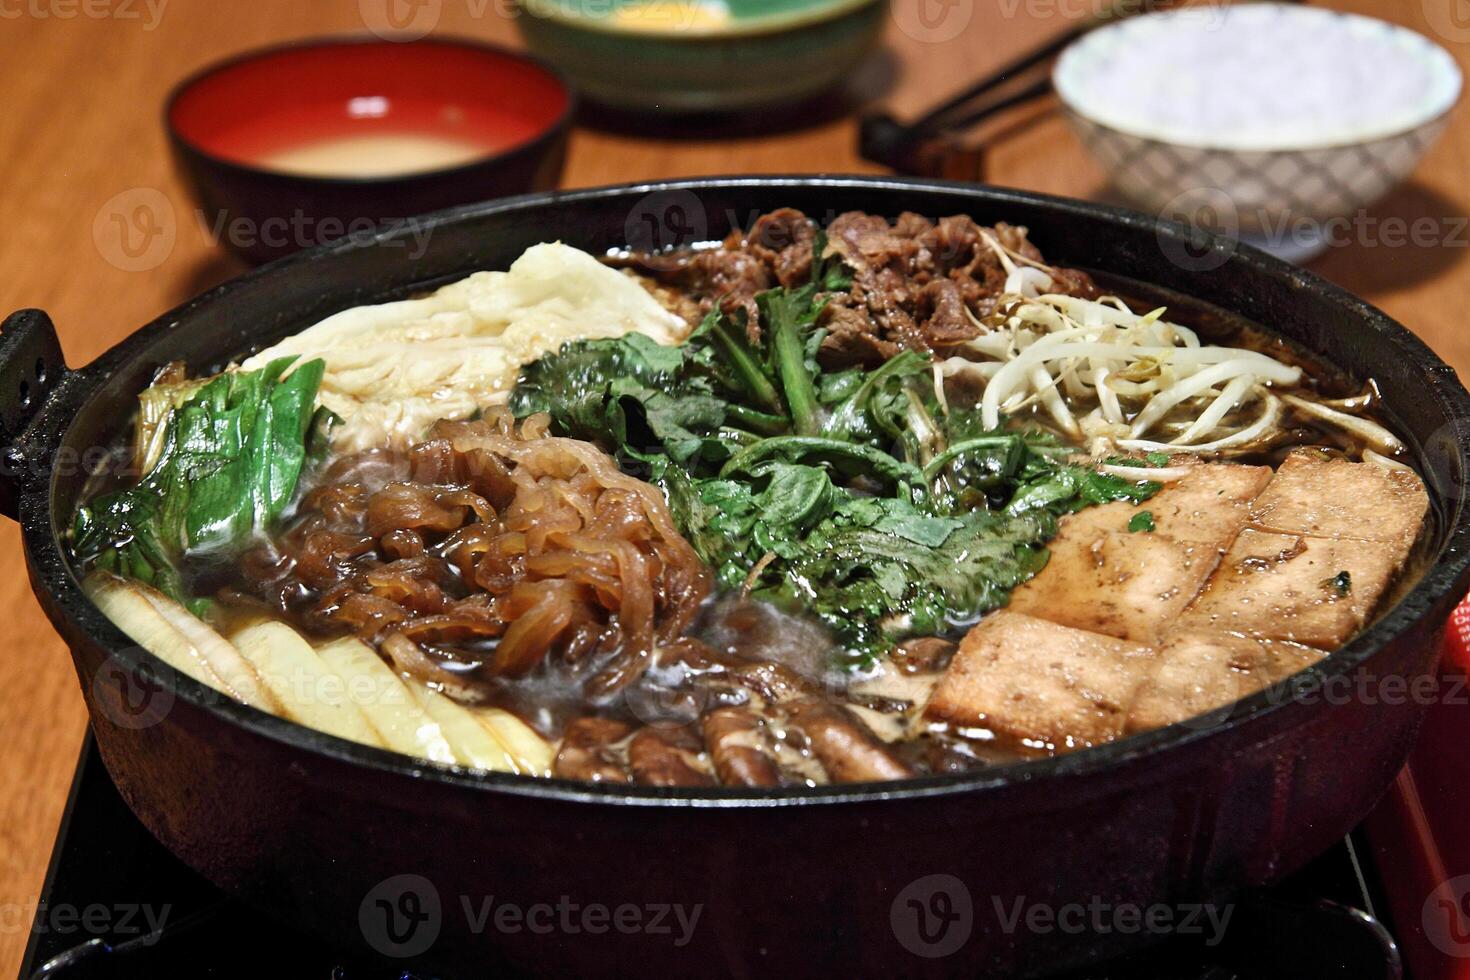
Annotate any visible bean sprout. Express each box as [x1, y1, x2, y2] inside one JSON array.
[[947, 293, 1398, 462]]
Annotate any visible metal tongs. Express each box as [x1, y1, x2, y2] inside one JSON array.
[[858, 0, 1220, 178]]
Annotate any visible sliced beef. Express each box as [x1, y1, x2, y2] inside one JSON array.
[[1044, 265, 1099, 300], [916, 278, 976, 347], [743, 207, 816, 287], [690, 249, 772, 333], [826, 211, 928, 350], [619, 207, 1097, 364], [817, 296, 901, 368], [826, 210, 926, 273], [927, 214, 982, 270]]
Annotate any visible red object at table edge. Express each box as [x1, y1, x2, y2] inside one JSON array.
[[1365, 596, 1470, 979]]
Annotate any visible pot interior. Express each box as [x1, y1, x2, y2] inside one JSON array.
[[34, 177, 1470, 794]]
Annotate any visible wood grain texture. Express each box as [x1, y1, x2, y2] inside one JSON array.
[[1, 0, 1466, 971]]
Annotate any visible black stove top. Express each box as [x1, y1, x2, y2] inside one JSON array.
[[19, 738, 1405, 980]]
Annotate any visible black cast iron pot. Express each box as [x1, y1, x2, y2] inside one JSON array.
[[4, 177, 1470, 979]]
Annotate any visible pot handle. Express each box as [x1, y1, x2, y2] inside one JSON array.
[[0, 309, 68, 520]]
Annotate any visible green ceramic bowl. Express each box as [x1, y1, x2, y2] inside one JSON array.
[[513, 0, 885, 113]]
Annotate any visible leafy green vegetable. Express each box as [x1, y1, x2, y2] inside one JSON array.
[[72, 357, 331, 606], [1128, 510, 1156, 533], [761, 287, 822, 436], [510, 236, 1161, 666]]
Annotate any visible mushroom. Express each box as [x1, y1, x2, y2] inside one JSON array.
[[787, 700, 912, 783], [702, 707, 782, 788], [552, 717, 633, 783], [628, 726, 713, 787]]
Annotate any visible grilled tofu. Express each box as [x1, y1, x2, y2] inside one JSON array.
[[1250, 451, 1427, 558], [1045, 462, 1269, 547], [1008, 527, 1212, 643], [1009, 462, 1269, 643], [927, 458, 1417, 751], [1125, 630, 1326, 733], [1174, 528, 1400, 648], [924, 611, 1157, 750]]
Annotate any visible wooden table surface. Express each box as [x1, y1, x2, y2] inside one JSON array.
[[2, 0, 1466, 970]]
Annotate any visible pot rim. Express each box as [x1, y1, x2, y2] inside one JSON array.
[[24, 174, 1470, 807]]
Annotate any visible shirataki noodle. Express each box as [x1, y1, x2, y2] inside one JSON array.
[[235, 411, 711, 702]]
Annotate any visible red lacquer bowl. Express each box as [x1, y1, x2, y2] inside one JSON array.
[[166, 36, 574, 264]]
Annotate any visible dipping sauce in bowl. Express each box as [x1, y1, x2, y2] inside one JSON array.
[[259, 134, 497, 178], [166, 36, 574, 262]]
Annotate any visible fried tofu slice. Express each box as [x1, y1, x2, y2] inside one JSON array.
[[1009, 463, 1269, 643], [1250, 451, 1427, 557], [1262, 637, 1330, 679], [924, 612, 1157, 750], [1175, 528, 1400, 648], [1125, 630, 1326, 733], [1009, 529, 1213, 643], [1064, 462, 1271, 548]]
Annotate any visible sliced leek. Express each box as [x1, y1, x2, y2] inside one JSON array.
[[134, 586, 278, 711], [84, 572, 221, 692], [315, 638, 456, 765], [230, 621, 382, 749], [473, 707, 554, 777], [403, 684, 519, 773]]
